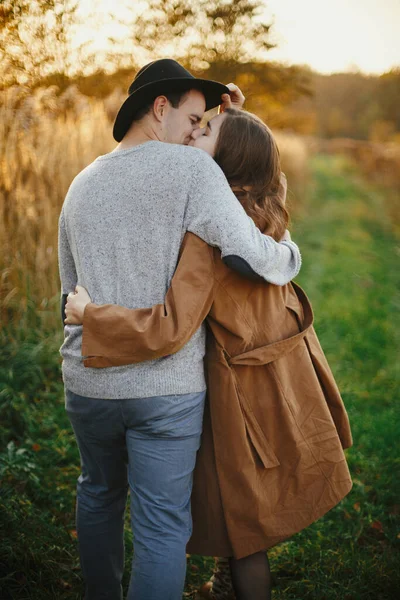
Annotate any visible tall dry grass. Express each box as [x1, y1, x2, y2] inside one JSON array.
[[0, 88, 310, 331], [0, 86, 115, 330]]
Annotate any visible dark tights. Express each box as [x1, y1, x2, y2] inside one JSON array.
[[229, 551, 271, 600]]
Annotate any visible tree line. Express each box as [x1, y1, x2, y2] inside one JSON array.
[[288, 69, 400, 142]]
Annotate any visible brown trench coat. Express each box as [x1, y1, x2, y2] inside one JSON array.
[[81, 233, 353, 559]]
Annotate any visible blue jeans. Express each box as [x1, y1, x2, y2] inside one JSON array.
[[65, 389, 206, 600]]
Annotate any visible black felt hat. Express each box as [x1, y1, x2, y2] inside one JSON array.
[[113, 59, 229, 142]]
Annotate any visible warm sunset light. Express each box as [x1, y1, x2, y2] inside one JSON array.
[[264, 0, 400, 74]]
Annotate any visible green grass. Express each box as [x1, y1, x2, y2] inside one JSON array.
[[1, 155, 399, 599]]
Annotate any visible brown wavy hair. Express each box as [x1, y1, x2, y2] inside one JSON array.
[[213, 108, 289, 241]]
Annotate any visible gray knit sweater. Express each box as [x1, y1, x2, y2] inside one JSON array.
[[58, 141, 301, 399]]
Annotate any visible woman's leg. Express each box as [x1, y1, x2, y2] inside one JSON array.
[[229, 551, 271, 600]]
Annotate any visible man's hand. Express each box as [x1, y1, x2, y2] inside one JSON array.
[[64, 285, 92, 325], [220, 83, 245, 112]]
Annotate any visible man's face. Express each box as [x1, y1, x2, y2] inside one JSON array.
[[163, 89, 206, 145]]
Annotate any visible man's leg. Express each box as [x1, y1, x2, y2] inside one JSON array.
[[123, 391, 206, 600], [66, 390, 128, 600]]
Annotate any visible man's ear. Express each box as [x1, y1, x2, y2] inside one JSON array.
[[153, 96, 169, 122]]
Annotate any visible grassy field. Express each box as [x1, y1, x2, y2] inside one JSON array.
[[1, 154, 399, 599]]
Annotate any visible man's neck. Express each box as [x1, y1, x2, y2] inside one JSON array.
[[114, 121, 161, 151]]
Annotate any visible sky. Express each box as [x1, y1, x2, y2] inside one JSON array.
[[76, 0, 400, 75], [262, 0, 400, 74]]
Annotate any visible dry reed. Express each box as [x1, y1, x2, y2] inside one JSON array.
[[0, 86, 115, 329]]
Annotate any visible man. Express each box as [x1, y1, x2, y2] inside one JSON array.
[[58, 59, 301, 600]]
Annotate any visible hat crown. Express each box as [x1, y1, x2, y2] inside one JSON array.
[[129, 59, 194, 95]]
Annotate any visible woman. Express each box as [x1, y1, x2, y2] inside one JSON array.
[[65, 108, 353, 600]]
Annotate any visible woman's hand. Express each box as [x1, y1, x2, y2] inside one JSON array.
[[220, 83, 246, 112], [64, 285, 92, 325]]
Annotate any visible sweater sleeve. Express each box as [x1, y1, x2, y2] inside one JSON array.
[[58, 208, 77, 301], [183, 151, 301, 286]]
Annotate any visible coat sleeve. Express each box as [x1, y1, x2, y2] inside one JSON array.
[[81, 233, 215, 368]]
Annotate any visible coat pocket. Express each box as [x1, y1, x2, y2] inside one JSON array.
[[233, 376, 280, 470]]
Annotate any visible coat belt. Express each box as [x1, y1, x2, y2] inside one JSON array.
[[228, 283, 314, 367]]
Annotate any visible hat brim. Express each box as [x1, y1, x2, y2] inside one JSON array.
[[113, 78, 229, 142]]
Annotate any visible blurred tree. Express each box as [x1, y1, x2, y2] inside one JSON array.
[[356, 101, 383, 139], [376, 69, 400, 131], [315, 73, 376, 138], [110, 0, 276, 70], [369, 120, 397, 143], [0, 0, 90, 87], [291, 71, 400, 140], [325, 107, 352, 138]]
